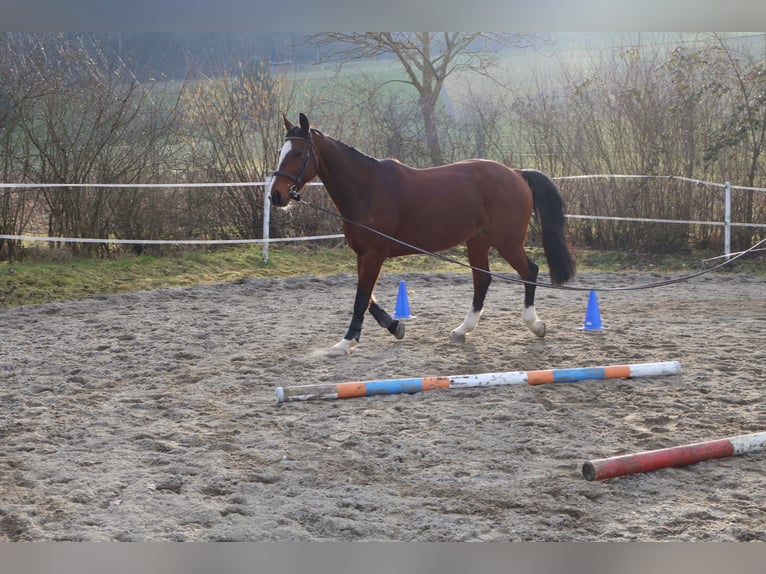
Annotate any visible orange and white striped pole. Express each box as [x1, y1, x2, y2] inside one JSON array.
[[582, 431, 766, 480], [275, 361, 681, 403]]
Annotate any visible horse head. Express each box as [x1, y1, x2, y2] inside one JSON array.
[[270, 113, 318, 207]]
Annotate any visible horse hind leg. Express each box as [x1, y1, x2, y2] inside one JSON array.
[[521, 257, 546, 337], [502, 246, 545, 338], [451, 240, 492, 342]]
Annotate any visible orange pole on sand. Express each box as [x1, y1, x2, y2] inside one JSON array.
[[275, 361, 681, 403], [582, 431, 766, 481]]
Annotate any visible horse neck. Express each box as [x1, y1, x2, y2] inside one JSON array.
[[314, 136, 377, 217]]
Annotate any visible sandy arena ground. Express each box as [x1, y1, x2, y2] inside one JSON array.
[[1, 269, 765, 541]]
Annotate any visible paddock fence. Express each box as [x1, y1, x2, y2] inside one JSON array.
[[1, 175, 765, 263]]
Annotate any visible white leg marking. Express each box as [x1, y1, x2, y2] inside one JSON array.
[[523, 305, 546, 338], [451, 307, 483, 342], [330, 338, 357, 356]]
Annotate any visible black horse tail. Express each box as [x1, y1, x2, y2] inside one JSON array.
[[522, 169, 576, 285]]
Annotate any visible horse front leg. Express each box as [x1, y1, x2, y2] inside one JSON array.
[[331, 253, 386, 355], [330, 284, 369, 355], [369, 295, 405, 339]]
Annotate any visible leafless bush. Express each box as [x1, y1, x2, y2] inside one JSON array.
[[1, 33, 763, 261], [0, 33, 183, 258]]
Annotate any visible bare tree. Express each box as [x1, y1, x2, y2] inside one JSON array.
[[183, 58, 307, 239], [306, 32, 543, 165], [0, 35, 36, 260], [707, 34, 766, 188], [0, 33, 184, 256]]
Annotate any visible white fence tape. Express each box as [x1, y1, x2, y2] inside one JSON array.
[[0, 233, 344, 245], [0, 182, 273, 189], [1, 177, 764, 259]]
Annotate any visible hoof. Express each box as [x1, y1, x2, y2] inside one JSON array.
[[531, 321, 546, 338], [392, 320, 405, 340], [330, 338, 357, 356], [450, 330, 466, 343]]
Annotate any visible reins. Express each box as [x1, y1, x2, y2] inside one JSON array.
[[290, 192, 765, 293]]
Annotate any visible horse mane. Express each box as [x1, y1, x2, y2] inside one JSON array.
[[320, 131, 379, 165]]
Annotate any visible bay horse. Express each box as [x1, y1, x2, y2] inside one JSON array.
[[270, 113, 575, 355]]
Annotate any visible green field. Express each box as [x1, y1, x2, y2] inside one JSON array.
[[2, 243, 758, 309]]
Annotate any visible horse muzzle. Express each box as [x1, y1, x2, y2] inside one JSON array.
[[270, 187, 290, 207]]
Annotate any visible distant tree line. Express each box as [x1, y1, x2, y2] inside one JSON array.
[[0, 32, 764, 262], [16, 33, 316, 81]]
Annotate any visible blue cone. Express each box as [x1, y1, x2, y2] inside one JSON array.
[[392, 280, 414, 320], [582, 290, 603, 331]]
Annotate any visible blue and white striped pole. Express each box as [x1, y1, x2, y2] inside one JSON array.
[[275, 361, 681, 403]]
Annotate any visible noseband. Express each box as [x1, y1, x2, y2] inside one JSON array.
[[272, 135, 316, 201]]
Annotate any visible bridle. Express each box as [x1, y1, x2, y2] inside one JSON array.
[[272, 135, 317, 202]]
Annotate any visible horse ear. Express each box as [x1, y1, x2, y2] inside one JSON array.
[[299, 113, 310, 134], [283, 114, 293, 131]]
